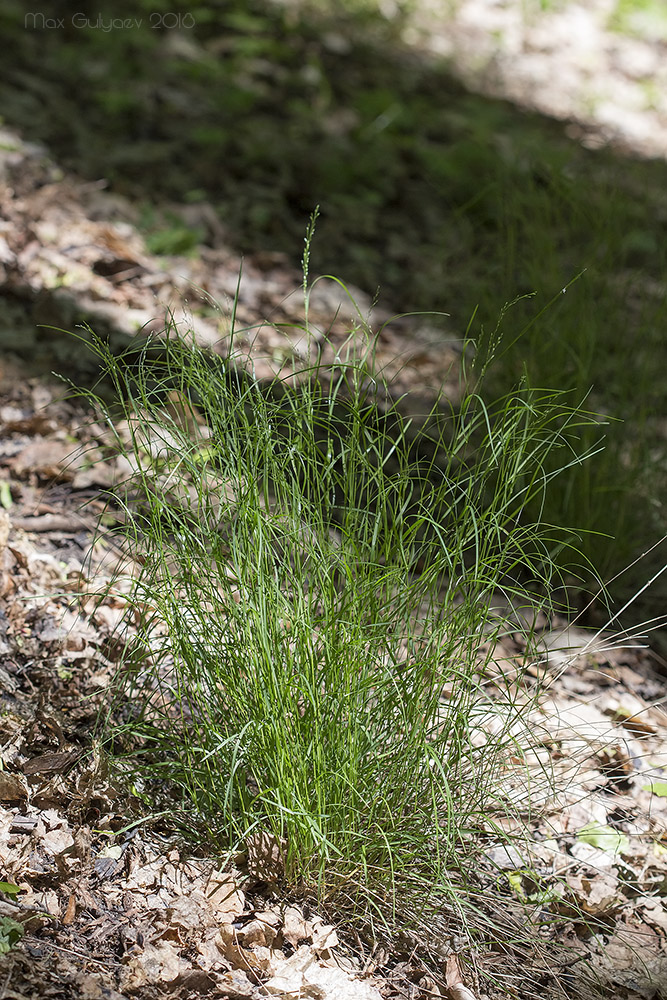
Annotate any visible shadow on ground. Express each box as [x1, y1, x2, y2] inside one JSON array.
[[1, 0, 667, 638]]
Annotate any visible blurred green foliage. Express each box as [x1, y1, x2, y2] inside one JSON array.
[[609, 0, 667, 39], [0, 916, 23, 955], [1, 0, 666, 630]]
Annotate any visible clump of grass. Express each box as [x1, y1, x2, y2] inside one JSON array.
[[76, 289, 604, 926]]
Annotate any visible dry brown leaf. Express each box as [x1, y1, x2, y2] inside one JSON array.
[[448, 986, 478, 1000], [637, 896, 667, 934], [124, 858, 164, 890], [41, 829, 76, 857], [204, 869, 245, 919], [121, 940, 189, 988], [167, 893, 212, 933], [77, 972, 127, 1000], [63, 892, 77, 925], [0, 770, 28, 801], [214, 968, 259, 998], [238, 913, 279, 949], [311, 918, 339, 954], [445, 954, 478, 1000], [10, 438, 79, 480], [282, 904, 310, 947], [264, 944, 383, 999]]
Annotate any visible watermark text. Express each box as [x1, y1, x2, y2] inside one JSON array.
[[24, 12, 196, 30]]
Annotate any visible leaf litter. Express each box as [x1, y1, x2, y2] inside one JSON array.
[[0, 352, 667, 1000]]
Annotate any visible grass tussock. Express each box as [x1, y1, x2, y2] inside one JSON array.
[[75, 291, 606, 927]]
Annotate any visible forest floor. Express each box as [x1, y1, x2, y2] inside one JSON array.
[[0, 122, 667, 999], [402, 0, 667, 160]]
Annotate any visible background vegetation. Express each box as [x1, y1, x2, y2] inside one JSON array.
[[1, 0, 666, 634]]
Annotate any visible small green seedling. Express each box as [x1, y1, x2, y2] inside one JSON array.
[[0, 916, 24, 954]]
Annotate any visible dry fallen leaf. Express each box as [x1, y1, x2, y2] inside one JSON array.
[[445, 954, 478, 1000], [122, 940, 189, 988], [214, 968, 259, 998], [41, 828, 75, 857], [264, 945, 383, 999], [77, 972, 127, 1000], [637, 896, 667, 934], [63, 892, 77, 925], [215, 922, 275, 974], [166, 892, 212, 934], [311, 917, 339, 955], [237, 911, 280, 949], [448, 986, 478, 1000], [281, 904, 310, 947], [10, 438, 79, 480], [204, 868, 245, 919], [0, 770, 28, 802]]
